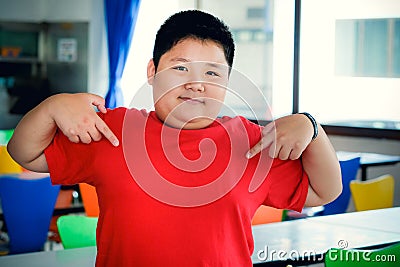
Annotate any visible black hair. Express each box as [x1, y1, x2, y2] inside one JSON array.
[[153, 10, 235, 70]]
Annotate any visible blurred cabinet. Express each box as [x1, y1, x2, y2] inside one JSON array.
[[0, 22, 44, 77], [0, 21, 88, 120], [45, 22, 88, 95]]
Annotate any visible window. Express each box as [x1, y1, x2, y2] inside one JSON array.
[[336, 18, 400, 78], [122, 0, 400, 138], [300, 0, 400, 133]]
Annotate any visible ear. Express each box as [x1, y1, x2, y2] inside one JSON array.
[[147, 59, 156, 85]]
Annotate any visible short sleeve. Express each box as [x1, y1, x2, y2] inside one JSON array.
[[44, 129, 97, 185], [44, 107, 126, 186], [263, 158, 309, 212]]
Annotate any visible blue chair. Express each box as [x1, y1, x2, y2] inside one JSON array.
[[0, 176, 60, 254], [321, 157, 361, 215]]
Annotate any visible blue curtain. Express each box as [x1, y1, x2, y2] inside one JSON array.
[[104, 0, 141, 108]]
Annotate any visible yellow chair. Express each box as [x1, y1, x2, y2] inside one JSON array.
[[350, 174, 394, 211], [0, 146, 22, 174], [251, 205, 284, 225], [0, 145, 23, 174], [0, 129, 23, 174]]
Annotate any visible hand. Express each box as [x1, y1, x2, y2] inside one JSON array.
[[48, 93, 119, 146], [246, 114, 314, 160]]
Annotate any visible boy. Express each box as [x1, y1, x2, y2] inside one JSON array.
[[8, 10, 341, 266]]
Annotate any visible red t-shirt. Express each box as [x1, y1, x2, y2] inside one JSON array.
[[45, 108, 308, 267]]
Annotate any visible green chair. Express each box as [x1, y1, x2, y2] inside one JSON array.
[[325, 242, 400, 267], [57, 215, 98, 249], [0, 129, 14, 146]]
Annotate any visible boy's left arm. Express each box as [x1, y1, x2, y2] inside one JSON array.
[[247, 113, 342, 207]]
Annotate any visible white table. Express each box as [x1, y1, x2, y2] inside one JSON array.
[[0, 246, 96, 267], [336, 151, 400, 181], [0, 208, 399, 266]]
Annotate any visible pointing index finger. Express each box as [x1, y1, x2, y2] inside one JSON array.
[[246, 141, 264, 159], [95, 117, 119, 147], [246, 126, 275, 159]]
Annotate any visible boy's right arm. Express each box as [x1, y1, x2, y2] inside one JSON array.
[[7, 93, 119, 173]]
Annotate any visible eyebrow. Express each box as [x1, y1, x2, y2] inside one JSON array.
[[170, 58, 227, 70], [171, 57, 190, 63]]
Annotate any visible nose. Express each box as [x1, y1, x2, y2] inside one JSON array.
[[185, 82, 205, 92]]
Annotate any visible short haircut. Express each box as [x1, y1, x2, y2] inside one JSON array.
[[153, 10, 235, 70]]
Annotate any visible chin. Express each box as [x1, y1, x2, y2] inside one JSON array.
[[166, 115, 215, 130], [182, 119, 214, 130]]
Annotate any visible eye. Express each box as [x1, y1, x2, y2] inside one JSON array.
[[206, 70, 220, 77], [173, 66, 188, 72]]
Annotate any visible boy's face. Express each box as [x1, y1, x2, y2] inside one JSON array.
[[147, 38, 229, 129]]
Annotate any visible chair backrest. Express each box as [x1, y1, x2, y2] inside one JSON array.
[[0, 146, 22, 174], [251, 205, 284, 225], [350, 174, 395, 211], [48, 189, 74, 243], [79, 183, 100, 217], [0, 176, 60, 254], [325, 241, 400, 267], [0, 129, 22, 174], [57, 215, 98, 249], [0, 129, 14, 146], [322, 157, 361, 215]]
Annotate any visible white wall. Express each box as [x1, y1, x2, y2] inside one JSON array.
[[300, 0, 400, 123], [0, 0, 90, 22], [121, 0, 188, 107]]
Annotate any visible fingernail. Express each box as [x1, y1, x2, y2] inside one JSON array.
[[113, 140, 119, 147], [246, 152, 252, 159]]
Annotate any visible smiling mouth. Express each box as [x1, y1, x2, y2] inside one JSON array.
[[179, 97, 205, 104]]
